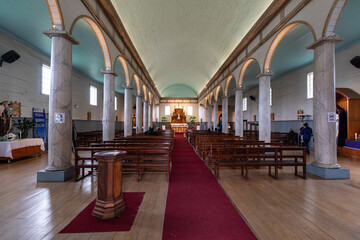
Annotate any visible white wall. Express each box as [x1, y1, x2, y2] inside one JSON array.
[[242, 43, 360, 121], [0, 32, 125, 121], [158, 102, 199, 122]]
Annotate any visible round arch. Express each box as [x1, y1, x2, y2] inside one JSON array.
[[45, 0, 64, 30], [214, 85, 223, 102], [70, 15, 112, 70], [263, 21, 316, 72], [238, 58, 261, 87], [114, 56, 131, 86], [133, 74, 141, 95], [142, 85, 148, 101], [204, 97, 208, 109], [323, 0, 348, 37], [148, 91, 153, 104], [224, 75, 235, 96], [208, 92, 214, 105]]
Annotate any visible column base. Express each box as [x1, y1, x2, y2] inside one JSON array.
[[37, 166, 75, 182], [306, 163, 350, 179], [92, 194, 126, 220]]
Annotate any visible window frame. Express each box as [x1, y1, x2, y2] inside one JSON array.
[[114, 96, 117, 110], [165, 105, 170, 115], [242, 97, 247, 111], [89, 85, 98, 106], [307, 72, 314, 99], [41, 64, 51, 96], [188, 105, 193, 115]]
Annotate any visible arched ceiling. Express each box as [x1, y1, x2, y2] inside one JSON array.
[[72, 19, 105, 85], [162, 84, 197, 98], [111, 0, 273, 97], [0, 0, 51, 56]]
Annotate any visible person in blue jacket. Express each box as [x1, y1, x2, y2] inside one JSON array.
[[300, 123, 312, 154]]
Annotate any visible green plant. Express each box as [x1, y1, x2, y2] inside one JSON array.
[[161, 116, 167, 122], [189, 116, 196, 128], [12, 118, 38, 138]]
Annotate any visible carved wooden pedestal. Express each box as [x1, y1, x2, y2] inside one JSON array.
[[92, 151, 126, 220]]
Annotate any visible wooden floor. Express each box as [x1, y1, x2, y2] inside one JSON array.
[[0, 150, 359, 240]]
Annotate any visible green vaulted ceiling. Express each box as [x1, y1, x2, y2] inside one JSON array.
[[111, 0, 273, 97]]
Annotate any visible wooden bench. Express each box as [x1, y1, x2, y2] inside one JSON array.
[[74, 143, 171, 181], [213, 146, 306, 179]]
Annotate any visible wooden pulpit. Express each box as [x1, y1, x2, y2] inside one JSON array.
[[92, 150, 126, 220]]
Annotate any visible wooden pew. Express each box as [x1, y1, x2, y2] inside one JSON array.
[[74, 138, 172, 181], [213, 146, 306, 179]]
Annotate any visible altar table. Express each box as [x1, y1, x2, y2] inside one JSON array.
[[0, 138, 45, 161], [170, 123, 188, 133]]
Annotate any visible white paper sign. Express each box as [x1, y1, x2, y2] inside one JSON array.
[[55, 112, 65, 123], [328, 112, 336, 122]]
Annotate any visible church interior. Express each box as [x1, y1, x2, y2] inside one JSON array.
[[0, 0, 360, 239]]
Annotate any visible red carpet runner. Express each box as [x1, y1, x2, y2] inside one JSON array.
[[60, 192, 145, 233], [162, 134, 256, 240]]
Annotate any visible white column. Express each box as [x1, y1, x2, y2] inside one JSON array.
[[155, 104, 160, 123], [143, 100, 149, 132], [222, 96, 229, 134], [213, 101, 219, 131], [124, 86, 133, 137], [207, 106, 212, 130], [43, 30, 78, 171], [136, 95, 143, 134], [148, 103, 153, 128], [307, 37, 342, 168], [257, 73, 272, 143], [102, 70, 116, 141], [235, 87, 244, 137]]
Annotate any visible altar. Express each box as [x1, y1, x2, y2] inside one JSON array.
[[171, 123, 188, 133], [170, 107, 188, 133]]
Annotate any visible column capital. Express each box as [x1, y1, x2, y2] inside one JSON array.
[[221, 95, 229, 99], [256, 72, 273, 78], [234, 87, 244, 91], [43, 30, 79, 45], [136, 94, 143, 98], [101, 70, 117, 76], [307, 36, 343, 49], [123, 85, 134, 90]]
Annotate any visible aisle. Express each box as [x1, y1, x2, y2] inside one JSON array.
[[162, 134, 256, 240]]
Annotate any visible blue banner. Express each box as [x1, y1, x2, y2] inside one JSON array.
[[33, 108, 46, 144]]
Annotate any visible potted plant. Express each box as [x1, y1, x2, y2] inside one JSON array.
[[161, 116, 167, 130], [189, 116, 196, 129], [12, 118, 38, 139]]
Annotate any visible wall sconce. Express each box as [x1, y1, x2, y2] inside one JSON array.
[[74, 104, 79, 109]]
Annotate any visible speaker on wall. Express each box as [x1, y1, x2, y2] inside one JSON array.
[[0, 50, 20, 67], [249, 95, 256, 101], [350, 56, 360, 68]]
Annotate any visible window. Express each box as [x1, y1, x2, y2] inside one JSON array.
[[114, 96, 117, 110], [41, 64, 51, 95], [165, 105, 170, 115], [270, 88, 272, 106], [90, 85, 97, 106], [307, 72, 313, 99], [243, 97, 247, 111], [188, 106, 193, 115]]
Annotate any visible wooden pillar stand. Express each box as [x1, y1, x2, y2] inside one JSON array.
[[92, 151, 126, 220]]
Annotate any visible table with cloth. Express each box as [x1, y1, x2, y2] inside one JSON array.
[[0, 138, 45, 162]]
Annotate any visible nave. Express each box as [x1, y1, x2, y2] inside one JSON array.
[[0, 135, 359, 240]]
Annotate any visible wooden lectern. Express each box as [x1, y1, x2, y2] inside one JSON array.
[[92, 151, 126, 220]]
